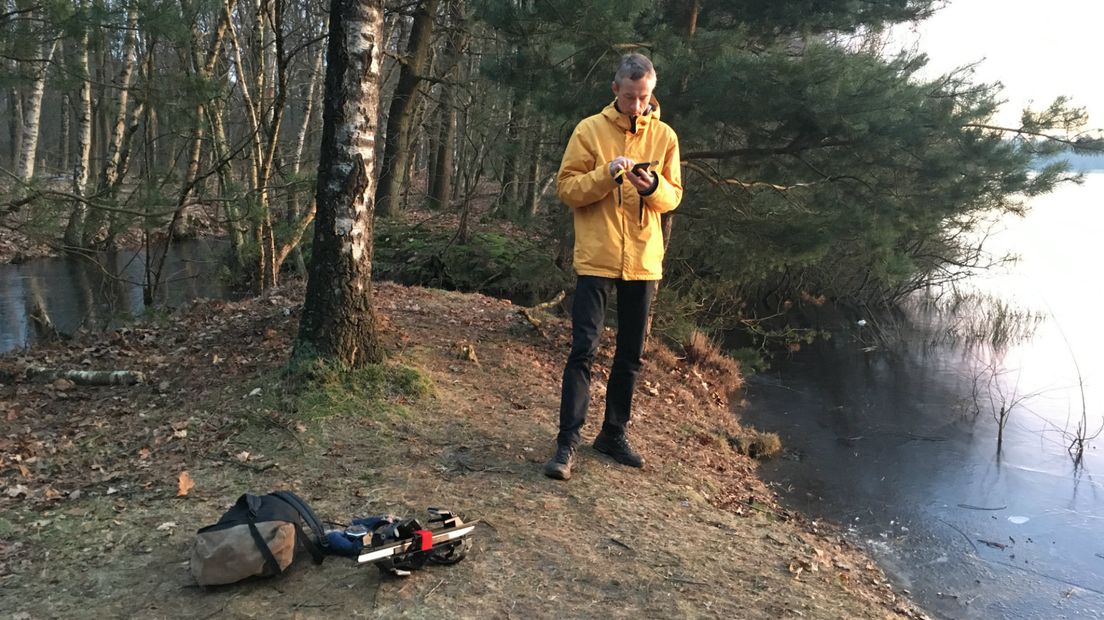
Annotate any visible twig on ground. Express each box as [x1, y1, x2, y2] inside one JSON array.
[[664, 575, 709, 586], [609, 537, 633, 551], [518, 290, 565, 341], [424, 578, 445, 599]]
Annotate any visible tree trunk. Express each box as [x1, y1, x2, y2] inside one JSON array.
[[428, 0, 463, 210], [430, 100, 455, 209], [147, 0, 234, 303], [291, 41, 326, 175], [99, 1, 139, 194], [293, 0, 385, 368], [374, 0, 437, 217], [63, 8, 93, 249], [207, 99, 245, 268], [6, 86, 22, 170], [524, 118, 545, 219], [140, 40, 158, 180], [6, 65, 21, 168], [451, 45, 476, 203], [17, 37, 57, 182], [499, 90, 522, 213], [284, 25, 326, 278], [58, 92, 69, 174]]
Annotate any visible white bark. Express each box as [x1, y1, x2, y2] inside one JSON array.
[[97, 1, 140, 194], [64, 6, 93, 248], [293, 0, 385, 367], [292, 41, 326, 176], [26, 367, 146, 386], [17, 36, 58, 182]]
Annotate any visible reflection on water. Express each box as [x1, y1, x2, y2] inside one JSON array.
[[0, 239, 233, 353], [742, 174, 1104, 619]]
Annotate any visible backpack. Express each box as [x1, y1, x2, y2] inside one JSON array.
[[189, 491, 329, 586]]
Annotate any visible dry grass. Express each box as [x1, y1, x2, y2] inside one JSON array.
[[683, 329, 744, 396]]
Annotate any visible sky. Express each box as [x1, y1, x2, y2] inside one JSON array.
[[888, 0, 1104, 129]]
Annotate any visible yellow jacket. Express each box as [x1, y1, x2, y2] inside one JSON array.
[[556, 99, 683, 280]]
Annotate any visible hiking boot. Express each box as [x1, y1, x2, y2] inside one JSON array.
[[543, 444, 576, 480], [592, 432, 644, 468]]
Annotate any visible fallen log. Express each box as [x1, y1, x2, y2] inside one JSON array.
[[26, 367, 146, 386]]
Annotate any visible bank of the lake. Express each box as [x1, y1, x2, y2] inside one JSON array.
[[0, 280, 928, 619]]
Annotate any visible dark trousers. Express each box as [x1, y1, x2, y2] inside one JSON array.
[[556, 275, 658, 447]]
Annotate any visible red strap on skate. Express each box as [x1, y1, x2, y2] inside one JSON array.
[[414, 529, 433, 551]]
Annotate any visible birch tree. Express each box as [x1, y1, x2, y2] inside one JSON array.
[[15, 8, 56, 183], [62, 0, 91, 248], [293, 0, 385, 367]]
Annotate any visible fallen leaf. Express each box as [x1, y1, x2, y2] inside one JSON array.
[[138, 448, 151, 460], [177, 471, 195, 497], [156, 521, 177, 531], [18, 463, 30, 477], [6, 484, 29, 498], [173, 429, 187, 439], [247, 387, 262, 397], [235, 451, 251, 462]]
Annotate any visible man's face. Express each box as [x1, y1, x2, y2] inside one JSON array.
[[612, 75, 656, 117]]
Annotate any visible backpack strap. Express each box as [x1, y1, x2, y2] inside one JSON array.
[[240, 494, 283, 576], [270, 491, 328, 563], [246, 520, 283, 576]]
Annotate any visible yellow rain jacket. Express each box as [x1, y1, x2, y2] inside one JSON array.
[[556, 98, 683, 280]]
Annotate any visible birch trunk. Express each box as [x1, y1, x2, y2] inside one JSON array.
[[293, 0, 385, 368], [26, 367, 145, 386], [80, 0, 137, 247], [284, 41, 327, 276], [63, 9, 93, 248], [17, 37, 57, 183], [96, 1, 139, 195], [149, 0, 233, 303], [207, 102, 245, 267]]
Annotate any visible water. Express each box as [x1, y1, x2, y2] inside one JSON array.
[[742, 174, 1104, 619], [0, 239, 234, 353]]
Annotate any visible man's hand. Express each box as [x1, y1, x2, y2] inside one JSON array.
[[608, 156, 634, 179], [626, 167, 654, 192]]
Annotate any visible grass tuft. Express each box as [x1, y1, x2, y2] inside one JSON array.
[[290, 361, 434, 421]]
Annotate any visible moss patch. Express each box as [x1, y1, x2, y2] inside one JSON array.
[[373, 219, 571, 305]]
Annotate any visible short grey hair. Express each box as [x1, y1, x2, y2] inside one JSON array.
[[614, 53, 655, 83]]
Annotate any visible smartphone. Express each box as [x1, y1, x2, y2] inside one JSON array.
[[631, 161, 657, 173]]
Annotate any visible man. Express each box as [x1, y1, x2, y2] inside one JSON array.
[[543, 53, 683, 481]]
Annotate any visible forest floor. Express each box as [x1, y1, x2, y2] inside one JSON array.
[[0, 280, 930, 619]]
